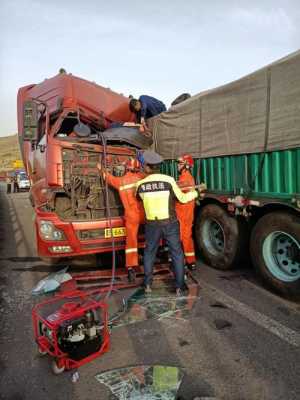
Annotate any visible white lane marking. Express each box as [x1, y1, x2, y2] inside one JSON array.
[[201, 281, 300, 348], [242, 278, 300, 313]]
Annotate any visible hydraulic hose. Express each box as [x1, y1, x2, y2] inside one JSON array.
[[99, 132, 116, 299]]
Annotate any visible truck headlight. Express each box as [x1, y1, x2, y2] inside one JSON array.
[[39, 221, 66, 241]]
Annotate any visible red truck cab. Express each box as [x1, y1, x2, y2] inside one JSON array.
[[17, 72, 148, 259]]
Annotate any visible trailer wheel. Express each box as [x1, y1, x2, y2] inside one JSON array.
[[250, 212, 300, 299], [51, 359, 65, 375], [195, 204, 248, 270]]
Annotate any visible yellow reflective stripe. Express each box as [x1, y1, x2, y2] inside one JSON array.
[[125, 248, 138, 253], [139, 191, 170, 220], [184, 252, 195, 256], [119, 183, 137, 191]]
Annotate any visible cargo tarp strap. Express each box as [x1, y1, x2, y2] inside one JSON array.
[[197, 97, 202, 184], [264, 68, 272, 152], [247, 67, 272, 195]]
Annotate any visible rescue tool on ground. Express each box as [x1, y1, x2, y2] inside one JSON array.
[[32, 290, 110, 374]]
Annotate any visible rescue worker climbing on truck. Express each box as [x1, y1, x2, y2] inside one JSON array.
[[97, 158, 145, 282], [176, 154, 197, 271], [129, 96, 166, 128], [136, 150, 198, 296]]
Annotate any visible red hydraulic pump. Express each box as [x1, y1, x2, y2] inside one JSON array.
[[32, 290, 110, 374]]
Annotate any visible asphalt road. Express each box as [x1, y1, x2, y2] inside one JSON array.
[[0, 183, 299, 400]]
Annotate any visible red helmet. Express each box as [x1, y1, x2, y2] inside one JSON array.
[[125, 158, 141, 170], [177, 154, 194, 168]]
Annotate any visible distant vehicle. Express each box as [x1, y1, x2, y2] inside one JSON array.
[[16, 171, 30, 191]]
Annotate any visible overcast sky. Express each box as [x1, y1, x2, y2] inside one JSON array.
[[0, 0, 299, 137]]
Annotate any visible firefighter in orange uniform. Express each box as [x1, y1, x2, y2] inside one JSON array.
[[98, 158, 145, 282], [175, 154, 197, 270]]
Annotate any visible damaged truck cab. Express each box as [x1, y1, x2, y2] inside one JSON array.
[[17, 72, 146, 259]]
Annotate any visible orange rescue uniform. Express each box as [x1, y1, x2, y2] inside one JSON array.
[[105, 171, 145, 269], [175, 169, 196, 264]]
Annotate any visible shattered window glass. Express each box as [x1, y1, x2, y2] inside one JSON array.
[[31, 267, 72, 295], [110, 282, 199, 329], [95, 365, 184, 399]]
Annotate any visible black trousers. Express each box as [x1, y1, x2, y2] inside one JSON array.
[[143, 220, 185, 289]]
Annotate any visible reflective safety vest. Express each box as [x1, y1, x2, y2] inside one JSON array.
[[136, 173, 197, 222]]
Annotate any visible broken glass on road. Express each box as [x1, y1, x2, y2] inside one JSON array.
[[31, 267, 72, 295], [110, 282, 199, 329], [95, 364, 184, 399]]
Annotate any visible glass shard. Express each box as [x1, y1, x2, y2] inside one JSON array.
[[110, 281, 199, 329], [95, 364, 184, 399], [31, 267, 72, 295]]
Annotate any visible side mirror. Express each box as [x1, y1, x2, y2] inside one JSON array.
[[23, 100, 39, 141]]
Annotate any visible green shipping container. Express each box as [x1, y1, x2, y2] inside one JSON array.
[[162, 148, 300, 205], [161, 148, 300, 299]]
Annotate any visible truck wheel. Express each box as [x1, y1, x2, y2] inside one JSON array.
[[195, 204, 248, 270], [250, 212, 300, 299]]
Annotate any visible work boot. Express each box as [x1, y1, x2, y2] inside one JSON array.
[[144, 285, 152, 295], [127, 268, 136, 283], [176, 283, 188, 297], [187, 263, 196, 271]]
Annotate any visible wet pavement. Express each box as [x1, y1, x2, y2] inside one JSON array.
[[0, 184, 300, 400]]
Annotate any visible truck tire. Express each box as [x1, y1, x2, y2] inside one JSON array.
[[250, 212, 300, 299], [195, 204, 248, 270]]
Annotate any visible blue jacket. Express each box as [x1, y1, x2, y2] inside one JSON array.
[[139, 95, 166, 120]]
